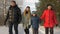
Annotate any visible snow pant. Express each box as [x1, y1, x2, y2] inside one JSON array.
[[24, 28, 29, 34], [9, 22, 18, 34], [45, 27, 54, 34], [33, 28, 38, 34]]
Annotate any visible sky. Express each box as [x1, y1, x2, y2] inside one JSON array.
[[23, 0, 39, 12], [24, 0, 39, 3], [14, 0, 39, 12]]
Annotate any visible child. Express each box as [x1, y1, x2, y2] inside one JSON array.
[[31, 11, 40, 34]]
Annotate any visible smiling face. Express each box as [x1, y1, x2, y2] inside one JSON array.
[[10, 1, 16, 6], [32, 14, 36, 16], [26, 7, 30, 12], [47, 5, 52, 10], [26, 8, 30, 11]]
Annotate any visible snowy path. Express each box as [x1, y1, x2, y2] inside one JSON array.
[[0, 24, 60, 34]]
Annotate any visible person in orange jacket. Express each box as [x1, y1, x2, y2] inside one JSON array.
[[40, 4, 58, 34]]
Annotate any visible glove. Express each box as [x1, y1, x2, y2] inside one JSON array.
[[4, 21, 6, 25], [56, 24, 58, 27], [4, 23, 6, 25], [28, 25, 31, 29]]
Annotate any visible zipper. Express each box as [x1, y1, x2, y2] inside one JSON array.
[[49, 10, 50, 27]]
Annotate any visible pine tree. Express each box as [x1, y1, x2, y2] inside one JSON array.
[[36, 0, 60, 22]]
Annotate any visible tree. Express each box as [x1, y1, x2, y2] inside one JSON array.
[[36, 0, 60, 22], [0, 0, 11, 25]]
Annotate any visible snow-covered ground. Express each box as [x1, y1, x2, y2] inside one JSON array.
[[0, 24, 60, 34]]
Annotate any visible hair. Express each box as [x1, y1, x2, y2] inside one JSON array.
[[11, 1, 16, 4], [47, 4, 53, 10], [10, 1, 17, 7], [31, 11, 37, 16], [24, 6, 31, 16], [32, 14, 37, 16], [26, 6, 30, 9], [47, 4, 53, 7], [23, 6, 31, 19]]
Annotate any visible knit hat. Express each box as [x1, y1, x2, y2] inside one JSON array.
[[32, 11, 36, 14]]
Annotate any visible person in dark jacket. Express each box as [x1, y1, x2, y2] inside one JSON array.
[[4, 1, 22, 34], [31, 11, 40, 34]]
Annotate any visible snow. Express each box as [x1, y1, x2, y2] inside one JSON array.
[[0, 24, 60, 34]]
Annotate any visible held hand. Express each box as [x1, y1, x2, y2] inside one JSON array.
[[4, 21, 6, 25], [56, 24, 58, 27], [28, 25, 31, 29], [4, 22, 6, 25]]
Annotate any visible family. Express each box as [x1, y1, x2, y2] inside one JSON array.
[[4, 1, 58, 34]]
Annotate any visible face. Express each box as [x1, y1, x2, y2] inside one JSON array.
[[10, 2, 16, 6], [32, 14, 36, 16], [26, 8, 30, 11], [47, 6, 52, 10]]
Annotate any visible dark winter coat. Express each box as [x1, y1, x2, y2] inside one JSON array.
[[5, 5, 22, 24], [31, 16, 40, 29]]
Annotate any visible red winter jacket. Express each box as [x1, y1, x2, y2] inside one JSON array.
[[40, 9, 58, 28]]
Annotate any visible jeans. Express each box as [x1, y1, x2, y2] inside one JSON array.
[[33, 28, 38, 34], [24, 28, 29, 34], [45, 27, 53, 34], [9, 22, 18, 34]]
